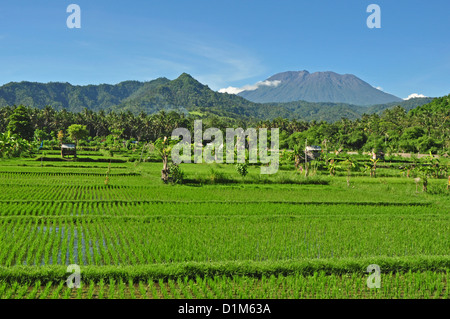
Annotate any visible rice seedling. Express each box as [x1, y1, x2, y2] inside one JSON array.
[[149, 279, 159, 299], [108, 278, 116, 299], [39, 281, 53, 299], [87, 280, 95, 299], [128, 279, 136, 299], [98, 279, 105, 299], [138, 281, 147, 299]]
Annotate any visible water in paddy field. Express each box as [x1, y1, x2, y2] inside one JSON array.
[[28, 226, 122, 266], [33, 226, 89, 266]]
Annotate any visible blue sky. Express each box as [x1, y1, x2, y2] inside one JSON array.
[[0, 0, 449, 99]]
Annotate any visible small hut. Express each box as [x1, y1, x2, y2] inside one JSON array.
[[61, 143, 77, 158], [305, 145, 322, 161]]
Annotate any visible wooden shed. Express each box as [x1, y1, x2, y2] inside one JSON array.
[[305, 145, 322, 161], [61, 143, 77, 158]]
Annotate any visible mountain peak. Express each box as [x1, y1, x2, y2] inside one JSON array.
[[267, 70, 310, 82], [239, 71, 402, 106], [173, 73, 206, 86], [177, 73, 196, 81]]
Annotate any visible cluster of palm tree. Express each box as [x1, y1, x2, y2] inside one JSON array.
[[0, 94, 448, 154], [0, 106, 190, 143]]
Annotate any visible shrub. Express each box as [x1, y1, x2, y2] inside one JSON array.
[[127, 156, 139, 163], [99, 148, 113, 157], [168, 164, 184, 184], [209, 168, 229, 184], [235, 163, 249, 178]]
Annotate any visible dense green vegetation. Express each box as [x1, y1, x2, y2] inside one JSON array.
[[0, 93, 448, 158], [0, 73, 435, 122], [0, 80, 147, 112]]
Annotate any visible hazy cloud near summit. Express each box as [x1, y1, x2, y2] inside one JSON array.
[[404, 93, 428, 100], [219, 80, 282, 94]]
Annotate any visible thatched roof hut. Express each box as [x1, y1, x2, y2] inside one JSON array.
[[305, 145, 321, 160], [61, 143, 76, 158]]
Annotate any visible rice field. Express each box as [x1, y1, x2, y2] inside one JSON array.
[[0, 157, 449, 299], [1, 271, 448, 299]]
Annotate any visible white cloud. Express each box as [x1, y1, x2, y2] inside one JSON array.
[[219, 86, 246, 95], [404, 93, 428, 100], [219, 80, 281, 95], [375, 86, 383, 91]]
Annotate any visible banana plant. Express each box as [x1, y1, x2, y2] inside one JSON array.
[[0, 131, 31, 158], [368, 158, 380, 177], [412, 152, 443, 192], [292, 144, 303, 170], [153, 136, 176, 183], [400, 163, 415, 178], [341, 157, 359, 187], [425, 151, 443, 178], [325, 158, 340, 176]]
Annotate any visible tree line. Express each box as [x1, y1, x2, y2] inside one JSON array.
[[0, 94, 448, 156]]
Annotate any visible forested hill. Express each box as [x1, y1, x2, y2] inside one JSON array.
[[365, 97, 435, 115], [0, 73, 437, 122], [113, 73, 254, 116], [410, 94, 450, 114], [0, 80, 148, 112]]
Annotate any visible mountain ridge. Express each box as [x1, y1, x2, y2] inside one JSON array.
[[0, 73, 434, 122]]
